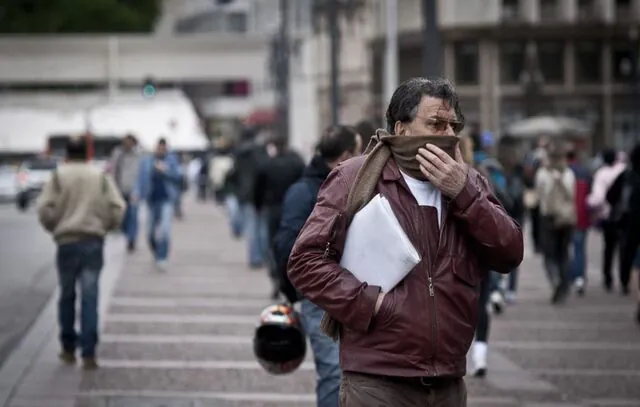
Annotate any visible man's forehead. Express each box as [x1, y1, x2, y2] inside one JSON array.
[[419, 96, 456, 119]]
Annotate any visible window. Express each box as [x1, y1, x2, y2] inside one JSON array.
[[500, 41, 526, 84], [538, 41, 565, 84], [612, 41, 637, 82], [227, 12, 247, 33], [502, 0, 520, 22], [575, 41, 602, 83], [540, 0, 559, 22], [577, 0, 597, 20], [223, 80, 251, 97], [616, 0, 632, 21], [454, 41, 479, 85]]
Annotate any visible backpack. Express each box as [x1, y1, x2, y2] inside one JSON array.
[[609, 170, 634, 225], [543, 171, 576, 228]]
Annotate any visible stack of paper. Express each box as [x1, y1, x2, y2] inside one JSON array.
[[340, 194, 421, 293]]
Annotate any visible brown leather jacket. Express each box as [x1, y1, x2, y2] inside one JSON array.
[[288, 156, 523, 378]]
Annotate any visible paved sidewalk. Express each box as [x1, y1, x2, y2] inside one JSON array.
[[1, 199, 639, 407]]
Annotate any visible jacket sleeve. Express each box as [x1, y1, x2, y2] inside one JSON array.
[[287, 167, 381, 333], [273, 182, 314, 303], [449, 169, 524, 273]]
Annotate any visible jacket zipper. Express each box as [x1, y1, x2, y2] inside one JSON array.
[[429, 199, 449, 376], [323, 213, 342, 259]]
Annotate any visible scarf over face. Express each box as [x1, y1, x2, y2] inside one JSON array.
[[320, 129, 460, 341]]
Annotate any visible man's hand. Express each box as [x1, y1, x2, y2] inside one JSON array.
[[374, 292, 386, 315], [416, 143, 469, 198]]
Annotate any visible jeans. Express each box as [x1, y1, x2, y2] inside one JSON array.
[[121, 194, 139, 245], [56, 239, 103, 358], [300, 299, 340, 407], [225, 194, 243, 238], [571, 229, 588, 282], [147, 201, 174, 261], [507, 268, 519, 292], [243, 204, 268, 267]]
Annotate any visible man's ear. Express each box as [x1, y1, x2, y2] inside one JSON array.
[[393, 121, 405, 136]]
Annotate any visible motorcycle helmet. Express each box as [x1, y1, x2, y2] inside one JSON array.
[[253, 303, 307, 375]]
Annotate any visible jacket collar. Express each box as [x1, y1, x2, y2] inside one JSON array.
[[381, 157, 403, 182]]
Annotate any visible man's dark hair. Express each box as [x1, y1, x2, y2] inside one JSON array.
[[271, 134, 288, 151], [602, 148, 617, 166], [66, 136, 88, 160], [385, 77, 465, 134], [566, 150, 577, 161], [317, 125, 358, 162], [125, 134, 138, 144], [158, 138, 167, 146]]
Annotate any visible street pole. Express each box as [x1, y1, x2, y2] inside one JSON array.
[[276, 0, 290, 142], [328, 0, 341, 126], [422, 0, 442, 77], [384, 0, 399, 110]]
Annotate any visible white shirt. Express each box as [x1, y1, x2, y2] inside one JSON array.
[[401, 172, 443, 227], [534, 167, 576, 216]]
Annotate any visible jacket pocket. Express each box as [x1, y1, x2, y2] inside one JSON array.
[[451, 258, 480, 288]]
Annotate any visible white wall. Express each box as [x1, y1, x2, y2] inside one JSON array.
[[0, 36, 269, 83], [290, 38, 320, 161]]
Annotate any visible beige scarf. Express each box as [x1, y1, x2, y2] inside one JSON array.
[[320, 129, 459, 341]]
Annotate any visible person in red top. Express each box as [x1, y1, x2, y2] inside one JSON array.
[[568, 149, 592, 295]]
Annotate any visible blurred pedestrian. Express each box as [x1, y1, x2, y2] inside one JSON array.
[[606, 144, 640, 298], [135, 138, 183, 271], [109, 134, 141, 253], [254, 134, 305, 299], [233, 127, 270, 268], [567, 149, 592, 296], [587, 148, 626, 292], [273, 125, 361, 407], [535, 142, 576, 305], [37, 137, 125, 370]]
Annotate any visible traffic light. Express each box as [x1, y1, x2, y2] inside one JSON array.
[[142, 77, 157, 98]]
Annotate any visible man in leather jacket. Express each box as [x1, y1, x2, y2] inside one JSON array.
[[287, 78, 524, 406]]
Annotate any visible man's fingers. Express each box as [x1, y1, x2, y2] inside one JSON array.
[[426, 144, 455, 165], [418, 148, 445, 167], [417, 154, 445, 178]]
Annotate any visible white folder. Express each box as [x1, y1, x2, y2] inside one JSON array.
[[340, 194, 421, 293]]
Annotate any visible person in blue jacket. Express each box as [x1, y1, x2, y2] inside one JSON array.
[[134, 138, 182, 271], [273, 125, 361, 407]]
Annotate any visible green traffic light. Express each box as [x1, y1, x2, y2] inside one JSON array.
[[142, 84, 156, 97]]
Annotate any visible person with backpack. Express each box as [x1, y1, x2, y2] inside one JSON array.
[[535, 142, 576, 305], [567, 149, 592, 296], [37, 137, 125, 370], [287, 78, 523, 406], [273, 125, 361, 407]]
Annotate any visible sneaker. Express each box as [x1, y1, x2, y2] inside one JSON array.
[[155, 260, 168, 273], [127, 241, 136, 254], [58, 350, 76, 365], [574, 277, 586, 297], [551, 284, 569, 305], [471, 341, 488, 377], [82, 357, 99, 370], [490, 291, 505, 315]]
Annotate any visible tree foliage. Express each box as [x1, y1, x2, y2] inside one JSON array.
[[0, 0, 161, 33]]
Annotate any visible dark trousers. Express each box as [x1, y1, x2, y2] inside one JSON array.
[[340, 372, 466, 407], [476, 272, 493, 343], [56, 239, 103, 357], [602, 221, 620, 288], [541, 217, 573, 291], [530, 206, 542, 253], [619, 229, 640, 291]]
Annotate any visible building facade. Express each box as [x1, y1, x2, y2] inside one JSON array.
[[369, 0, 640, 151]]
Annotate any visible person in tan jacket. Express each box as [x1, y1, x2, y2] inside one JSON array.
[[37, 137, 125, 370]]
